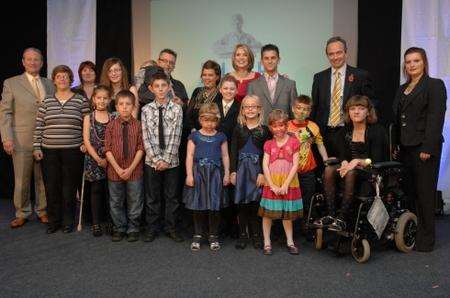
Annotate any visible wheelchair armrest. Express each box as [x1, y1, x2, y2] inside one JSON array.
[[324, 158, 341, 166], [372, 161, 403, 170]]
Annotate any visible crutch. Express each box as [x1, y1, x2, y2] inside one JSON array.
[[77, 157, 87, 232]]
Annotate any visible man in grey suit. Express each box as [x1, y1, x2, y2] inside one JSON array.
[[247, 44, 297, 123], [0, 48, 55, 228]]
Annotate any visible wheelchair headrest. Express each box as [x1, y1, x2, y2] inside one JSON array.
[[372, 161, 403, 170]]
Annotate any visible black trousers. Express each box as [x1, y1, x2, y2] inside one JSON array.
[[144, 165, 180, 233], [401, 145, 442, 251], [322, 126, 343, 157], [42, 148, 83, 227]]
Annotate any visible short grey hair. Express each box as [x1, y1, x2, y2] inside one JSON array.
[[325, 36, 347, 54], [23, 47, 43, 60]]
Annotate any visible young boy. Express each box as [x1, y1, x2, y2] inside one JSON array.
[[104, 90, 144, 242], [141, 72, 184, 243], [288, 95, 328, 218]]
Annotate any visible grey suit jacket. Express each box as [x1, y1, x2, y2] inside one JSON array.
[[247, 75, 297, 124], [0, 73, 55, 151]]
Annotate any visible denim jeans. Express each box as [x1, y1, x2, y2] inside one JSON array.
[[108, 178, 144, 233]]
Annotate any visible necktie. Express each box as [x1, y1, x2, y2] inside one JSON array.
[[158, 106, 165, 150], [267, 76, 276, 103], [122, 122, 129, 159], [329, 71, 342, 127], [223, 103, 229, 117], [33, 77, 41, 100]]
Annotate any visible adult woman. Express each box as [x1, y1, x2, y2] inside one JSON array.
[[72, 61, 96, 100], [185, 60, 222, 132], [99, 57, 139, 118], [316, 95, 388, 231], [393, 47, 447, 252], [33, 65, 90, 234], [229, 44, 261, 102]]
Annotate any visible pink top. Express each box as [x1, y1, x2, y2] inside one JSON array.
[[235, 72, 262, 102], [264, 136, 300, 163]]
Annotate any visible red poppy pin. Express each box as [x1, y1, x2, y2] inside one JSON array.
[[348, 74, 354, 83]]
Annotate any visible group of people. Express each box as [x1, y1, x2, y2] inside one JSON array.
[[0, 36, 446, 254]]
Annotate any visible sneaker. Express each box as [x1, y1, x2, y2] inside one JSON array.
[[111, 231, 125, 242], [328, 218, 346, 232], [167, 231, 184, 243], [190, 235, 202, 251], [143, 231, 157, 242], [127, 232, 140, 242], [92, 224, 103, 237], [235, 233, 248, 249], [209, 235, 220, 251]]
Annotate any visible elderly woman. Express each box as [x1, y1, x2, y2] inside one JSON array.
[[316, 95, 388, 231], [393, 47, 447, 252], [229, 44, 261, 102], [71, 60, 97, 100], [33, 65, 90, 234]]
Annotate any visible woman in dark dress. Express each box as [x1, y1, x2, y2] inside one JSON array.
[[392, 47, 447, 252], [71, 61, 96, 101]]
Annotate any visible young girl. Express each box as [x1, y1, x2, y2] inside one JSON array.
[[83, 85, 113, 237], [259, 109, 303, 255], [230, 95, 271, 249], [184, 103, 230, 251]]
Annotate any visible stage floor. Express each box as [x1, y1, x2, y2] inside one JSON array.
[[0, 198, 449, 297]]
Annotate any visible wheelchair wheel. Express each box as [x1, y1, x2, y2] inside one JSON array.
[[395, 211, 417, 253], [314, 228, 323, 250], [351, 236, 370, 263]]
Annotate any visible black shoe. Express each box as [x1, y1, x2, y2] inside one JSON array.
[[112, 231, 125, 242], [235, 233, 248, 249], [46, 225, 60, 234], [127, 232, 140, 242], [167, 231, 184, 243], [143, 231, 157, 242], [62, 225, 74, 233], [92, 224, 103, 237], [252, 234, 263, 249]]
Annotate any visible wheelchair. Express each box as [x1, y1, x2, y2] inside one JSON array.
[[305, 159, 417, 263]]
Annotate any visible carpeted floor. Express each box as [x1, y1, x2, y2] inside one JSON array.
[[0, 198, 449, 298]]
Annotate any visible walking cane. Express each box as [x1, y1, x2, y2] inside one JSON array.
[[77, 157, 87, 232]]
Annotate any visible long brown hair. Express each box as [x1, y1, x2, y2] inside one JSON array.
[[99, 57, 130, 91], [403, 47, 429, 82]]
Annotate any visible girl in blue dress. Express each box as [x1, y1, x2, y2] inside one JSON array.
[[230, 95, 271, 249], [184, 103, 230, 251]]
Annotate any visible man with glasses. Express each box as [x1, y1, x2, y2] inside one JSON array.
[[138, 49, 188, 107]]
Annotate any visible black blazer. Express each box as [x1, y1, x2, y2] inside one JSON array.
[[216, 98, 240, 145], [392, 75, 447, 156], [335, 124, 388, 163], [311, 65, 375, 131]]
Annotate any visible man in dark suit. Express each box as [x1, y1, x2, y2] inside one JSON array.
[[247, 44, 297, 123], [311, 36, 374, 156], [138, 49, 188, 107]]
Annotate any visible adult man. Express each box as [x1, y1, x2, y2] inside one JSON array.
[[138, 49, 188, 107], [311, 36, 374, 156], [0, 48, 55, 228], [247, 44, 298, 123]]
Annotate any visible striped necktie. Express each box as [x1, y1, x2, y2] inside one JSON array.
[[329, 71, 342, 127]]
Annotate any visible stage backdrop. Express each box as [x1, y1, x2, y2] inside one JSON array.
[[402, 0, 450, 200], [149, 0, 357, 96]]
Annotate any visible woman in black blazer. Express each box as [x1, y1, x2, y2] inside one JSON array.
[[393, 47, 447, 252]]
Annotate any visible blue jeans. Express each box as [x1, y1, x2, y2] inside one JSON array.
[[108, 178, 144, 233]]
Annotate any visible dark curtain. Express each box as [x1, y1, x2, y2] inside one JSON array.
[[358, 0, 403, 125], [96, 0, 133, 81], [0, 0, 47, 199]]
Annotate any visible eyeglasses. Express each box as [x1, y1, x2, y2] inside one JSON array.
[[158, 58, 176, 66], [243, 105, 260, 110]]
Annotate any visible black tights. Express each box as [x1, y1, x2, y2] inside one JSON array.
[[193, 211, 221, 236], [323, 166, 358, 220], [237, 202, 260, 236], [90, 179, 109, 225]]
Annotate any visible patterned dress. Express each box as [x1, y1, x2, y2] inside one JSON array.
[[258, 136, 303, 220]]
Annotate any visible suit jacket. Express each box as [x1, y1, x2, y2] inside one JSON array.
[[311, 65, 374, 131], [392, 75, 447, 156], [0, 73, 54, 151], [247, 74, 297, 123], [216, 98, 240, 145]]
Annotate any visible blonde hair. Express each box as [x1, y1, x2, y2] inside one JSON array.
[[232, 44, 255, 72], [199, 103, 221, 122], [344, 95, 377, 124], [238, 95, 263, 126], [268, 109, 289, 126]]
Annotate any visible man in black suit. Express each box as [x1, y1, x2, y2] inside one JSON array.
[[138, 49, 188, 107], [311, 36, 374, 156]]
